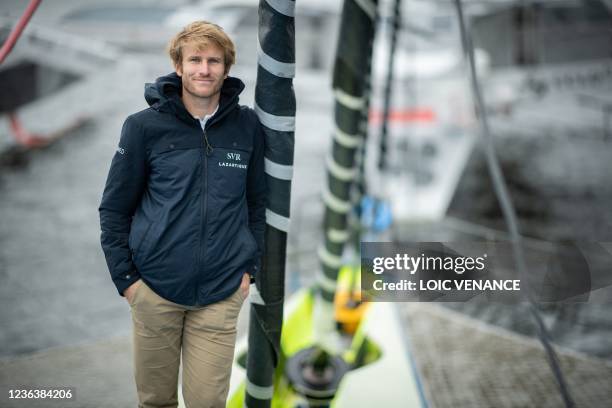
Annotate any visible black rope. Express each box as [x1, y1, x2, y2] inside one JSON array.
[[452, 0, 576, 407], [377, 0, 402, 172]]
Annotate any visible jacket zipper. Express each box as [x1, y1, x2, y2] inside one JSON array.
[[198, 129, 212, 304], [194, 108, 229, 304]]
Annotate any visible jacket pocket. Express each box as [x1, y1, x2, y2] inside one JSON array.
[[210, 147, 251, 200], [241, 224, 258, 257], [152, 145, 199, 172], [133, 221, 153, 260]]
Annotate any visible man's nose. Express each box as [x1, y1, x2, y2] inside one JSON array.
[[199, 62, 210, 76]]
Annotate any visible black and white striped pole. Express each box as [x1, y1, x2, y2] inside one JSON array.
[[245, 1, 296, 407], [316, 0, 379, 342], [349, 0, 380, 252]]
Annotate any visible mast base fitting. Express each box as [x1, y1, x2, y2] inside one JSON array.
[[285, 346, 349, 406]]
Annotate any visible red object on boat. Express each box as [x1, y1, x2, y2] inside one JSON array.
[[0, 0, 43, 65], [8, 112, 50, 148], [369, 108, 436, 124]]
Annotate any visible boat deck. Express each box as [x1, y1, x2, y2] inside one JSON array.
[[400, 302, 612, 407]]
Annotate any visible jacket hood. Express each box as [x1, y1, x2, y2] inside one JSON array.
[[144, 72, 245, 123]]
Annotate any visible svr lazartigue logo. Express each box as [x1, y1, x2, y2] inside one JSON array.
[[219, 151, 247, 169]]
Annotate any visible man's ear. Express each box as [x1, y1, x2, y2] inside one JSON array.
[[175, 63, 183, 77]]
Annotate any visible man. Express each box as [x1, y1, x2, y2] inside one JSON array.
[[99, 21, 266, 408]]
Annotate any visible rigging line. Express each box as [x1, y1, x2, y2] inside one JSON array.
[[452, 1, 576, 407], [0, 0, 43, 65], [378, 0, 402, 171]]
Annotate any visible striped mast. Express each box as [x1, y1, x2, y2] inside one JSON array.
[[317, 0, 379, 328], [349, 0, 380, 252], [245, 1, 296, 407]]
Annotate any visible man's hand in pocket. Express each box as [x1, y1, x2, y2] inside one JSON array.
[[240, 273, 250, 299], [124, 279, 142, 304]]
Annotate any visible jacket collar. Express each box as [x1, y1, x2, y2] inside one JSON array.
[[144, 72, 245, 126]]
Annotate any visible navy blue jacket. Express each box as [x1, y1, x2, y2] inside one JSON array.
[[99, 72, 266, 306]]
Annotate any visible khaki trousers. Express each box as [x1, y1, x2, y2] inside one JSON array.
[[129, 281, 245, 408]]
